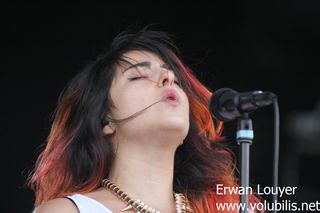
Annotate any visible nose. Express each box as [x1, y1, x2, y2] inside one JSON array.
[[157, 70, 175, 87]]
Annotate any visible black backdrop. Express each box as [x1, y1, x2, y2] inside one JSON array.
[[3, 2, 320, 212]]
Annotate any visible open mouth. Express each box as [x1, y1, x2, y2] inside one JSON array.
[[167, 95, 176, 101], [162, 89, 180, 106]]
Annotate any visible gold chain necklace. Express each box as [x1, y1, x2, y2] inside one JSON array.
[[102, 179, 192, 213]]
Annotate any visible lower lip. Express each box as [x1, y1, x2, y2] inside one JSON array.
[[164, 99, 179, 106]]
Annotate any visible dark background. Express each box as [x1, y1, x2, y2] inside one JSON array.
[[3, 1, 320, 212]]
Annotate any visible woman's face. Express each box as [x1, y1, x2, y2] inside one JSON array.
[[107, 50, 190, 144]]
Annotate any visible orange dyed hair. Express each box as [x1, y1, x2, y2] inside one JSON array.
[[28, 28, 260, 212]]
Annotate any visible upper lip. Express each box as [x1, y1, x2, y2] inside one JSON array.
[[162, 88, 180, 103]]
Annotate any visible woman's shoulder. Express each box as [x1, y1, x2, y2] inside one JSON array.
[[34, 198, 79, 213], [34, 188, 120, 213]]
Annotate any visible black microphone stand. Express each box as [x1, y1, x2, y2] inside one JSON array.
[[237, 113, 253, 213]]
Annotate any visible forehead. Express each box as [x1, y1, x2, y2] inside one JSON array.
[[113, 50, 167, 81], [121, 51, 165, 67]]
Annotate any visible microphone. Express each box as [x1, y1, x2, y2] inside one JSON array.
[[209, 88, 277, 122]]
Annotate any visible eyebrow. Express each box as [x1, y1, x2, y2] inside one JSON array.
[[123, 61, 169, 72], [123, 61, 150, 73]]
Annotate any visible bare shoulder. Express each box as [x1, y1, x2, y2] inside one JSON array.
[[84, 187, 114, 200], [34, 198, 78, 213], [84, 187, 126, 211]]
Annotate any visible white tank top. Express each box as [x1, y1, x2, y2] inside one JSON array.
[[66, 194, 113, 213]]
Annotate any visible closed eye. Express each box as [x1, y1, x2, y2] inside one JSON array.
[[128, 76, 147, 81], [174, 78, 181, 86]]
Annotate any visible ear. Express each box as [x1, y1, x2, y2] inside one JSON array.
[[102, 123, 116, 136]]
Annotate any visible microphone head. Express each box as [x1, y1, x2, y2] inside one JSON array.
[[209, 88, 241, 122], [209, 88, 277, 122]]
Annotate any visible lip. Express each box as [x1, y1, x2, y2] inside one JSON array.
[[162, 89, 180, 106]]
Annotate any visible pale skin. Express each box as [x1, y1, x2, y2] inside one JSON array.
[[35, 51, 190, 213]]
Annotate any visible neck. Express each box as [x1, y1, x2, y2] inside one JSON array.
[[108, 137, 178, 212]]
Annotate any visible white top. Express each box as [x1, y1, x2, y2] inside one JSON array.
[[66, 194, 113, 213]]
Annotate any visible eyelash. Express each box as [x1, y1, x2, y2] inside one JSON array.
[[128, 77, 180, 85], [128, 76, 147, 81]]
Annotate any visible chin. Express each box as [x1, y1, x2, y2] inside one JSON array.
[[160, 117, 189, 135]]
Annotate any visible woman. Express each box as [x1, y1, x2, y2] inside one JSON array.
[[29, 29, 259, 212]]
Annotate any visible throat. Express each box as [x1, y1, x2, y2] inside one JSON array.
[[108, 143, 176, 197]]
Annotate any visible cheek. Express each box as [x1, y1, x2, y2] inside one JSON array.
[[123, 91, 148, 109], [180, 91, 190, 113], [110, 85, 151, 117]]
